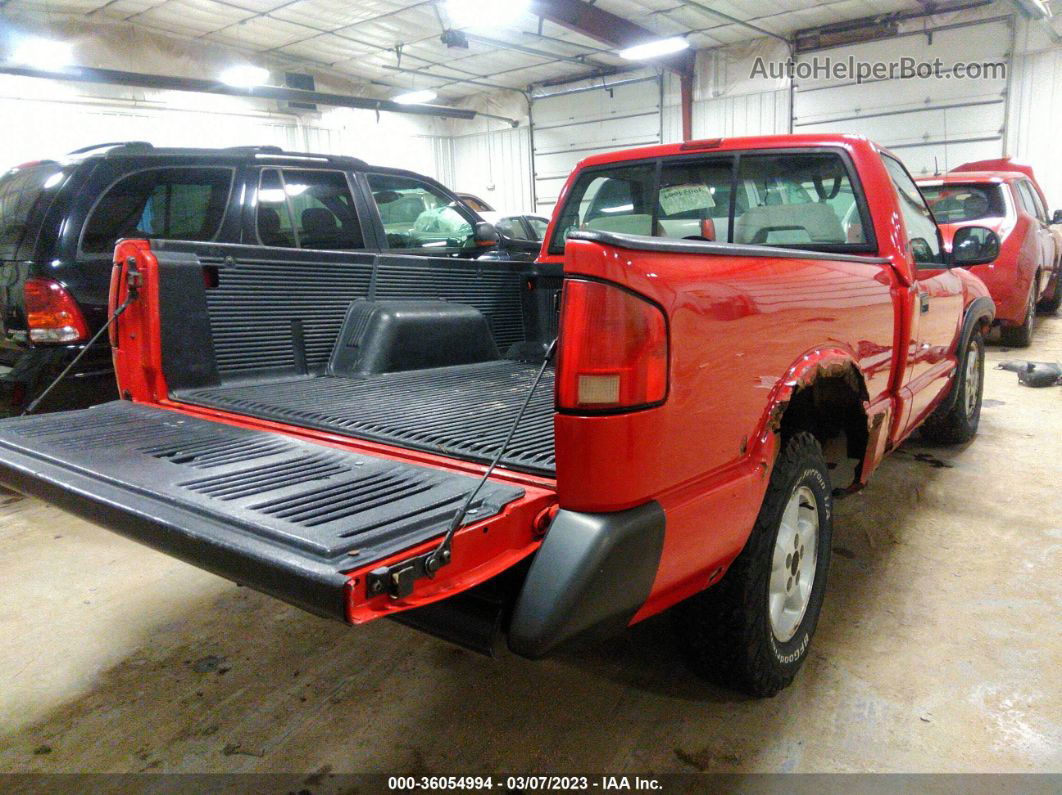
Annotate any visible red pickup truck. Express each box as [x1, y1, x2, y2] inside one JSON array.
[[917, 160, 1062, 346], [0, 134, 996, 696]]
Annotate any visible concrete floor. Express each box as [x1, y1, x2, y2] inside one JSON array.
[[1, 318, 1060, 777]]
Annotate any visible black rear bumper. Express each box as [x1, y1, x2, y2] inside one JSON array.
[[0, 402, 523, 620], [0, 343, 116, 416]]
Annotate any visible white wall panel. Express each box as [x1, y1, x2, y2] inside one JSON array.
[[793, 17, 1012, 174], [450, 126, 533, 214], [1007, 38, 1062, 209], [0, 76, 448, 180], [531, 76, 662, 216]]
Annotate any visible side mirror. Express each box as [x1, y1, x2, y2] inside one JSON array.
[[1052, 209, 1062, 225], [951, 226, 1000, 267], [472, 220, 499, 248]]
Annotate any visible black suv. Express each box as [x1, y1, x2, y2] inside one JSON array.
[[0, 142, 500, 415]]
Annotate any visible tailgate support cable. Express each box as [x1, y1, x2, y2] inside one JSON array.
[[367, 338, 557, 600], [22, 260, 141, 416]]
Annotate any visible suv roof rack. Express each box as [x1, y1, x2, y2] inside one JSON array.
[[68, 141, 154, 155], [222, 145, 285, 154], [62, 141, 373, 169]]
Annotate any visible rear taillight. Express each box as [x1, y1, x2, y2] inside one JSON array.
[[24, 278, 89, 344], [556, 279, 668, 411]]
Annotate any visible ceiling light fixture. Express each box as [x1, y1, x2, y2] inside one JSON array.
[[392, 88, 437, 104], [219, 65, 270, 88], [10, 36, 74, 70], [619, 36, 690, 61], [446, 0, 530, 29]]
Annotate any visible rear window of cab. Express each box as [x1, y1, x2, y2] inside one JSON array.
[[919, 183, 1006, 224], [548, 150, 874, 256]]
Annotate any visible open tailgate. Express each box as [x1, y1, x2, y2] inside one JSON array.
[[0, 402, 531, 621]]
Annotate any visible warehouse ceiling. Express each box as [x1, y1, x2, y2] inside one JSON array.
[[0, 0, 966, 100]]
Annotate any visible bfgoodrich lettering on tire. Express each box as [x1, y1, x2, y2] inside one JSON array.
[[672, 432, 832, 697]]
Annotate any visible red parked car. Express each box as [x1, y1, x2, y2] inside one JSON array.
[[918, 160, 1062, 346], [0, 134, 997, 696]]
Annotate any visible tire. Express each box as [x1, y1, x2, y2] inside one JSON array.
[[921, 328, 985, 445], [1000, 282, 1036, 347], [672, 432, 832, 697], [1037, 269, 1062, 314]]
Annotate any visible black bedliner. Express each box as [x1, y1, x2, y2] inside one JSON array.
[[0, 402, 524, 619], [173, 360, 557, 476]]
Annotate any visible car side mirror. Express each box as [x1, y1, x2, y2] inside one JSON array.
[[1052, 209, 1062, 225], [473, 220, 500, 248], [951, 226, 1000, 267]]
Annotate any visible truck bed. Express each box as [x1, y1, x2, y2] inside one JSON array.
[[173, 360, 556, 477]]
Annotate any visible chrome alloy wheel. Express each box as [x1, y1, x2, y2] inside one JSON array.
[[769, 485, 819, 642]]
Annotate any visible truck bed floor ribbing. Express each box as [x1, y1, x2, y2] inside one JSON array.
[[174, 360, 557, 476]]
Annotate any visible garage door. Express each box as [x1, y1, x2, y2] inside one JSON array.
[[531, 75, 662, 217], [792, 16, 1012, 177]]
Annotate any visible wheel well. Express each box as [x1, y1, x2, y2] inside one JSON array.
[[779, 373, 869, 490]]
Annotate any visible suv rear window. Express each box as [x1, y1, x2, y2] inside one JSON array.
[[0, 164, 69, 261], [920, 183, 1005, 223], [82, 167, 232, 254]]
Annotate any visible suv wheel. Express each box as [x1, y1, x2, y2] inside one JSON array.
[[672, 432, 832, 697]]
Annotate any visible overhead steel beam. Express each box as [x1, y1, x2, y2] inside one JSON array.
[[462, 32, 596, 67], [530, 0, 694, 76], [0, 64, 528, 125], [528, 0, 696, 140]]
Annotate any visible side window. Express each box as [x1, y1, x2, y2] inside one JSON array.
[[82, 167, 232, 254], [881, 155, 941, 265], [656, 158, 735, 241], [734, 153, 867, 246], [1019, 181, 1047, 222], [496, 217, 530, 240], [549, 165, 655, 252], [256, 169, 363, 250], [256, 169, 296, 247], [527, 217, 548, 241], [367, 173, 474, 251]]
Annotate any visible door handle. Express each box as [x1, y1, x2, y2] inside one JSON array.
[[919, 292, 930, 313]]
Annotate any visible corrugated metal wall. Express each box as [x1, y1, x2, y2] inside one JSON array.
[[1007, 32, 1062, 208], [449, 126, 534, 213], [0, 76, 450, 181]]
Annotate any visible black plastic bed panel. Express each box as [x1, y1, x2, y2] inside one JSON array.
[[174, 361, 557, 476], [0, 402, 524, 619], [154, 242, 531, 380]]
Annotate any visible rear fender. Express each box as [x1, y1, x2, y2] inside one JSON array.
[[758, 347, 887, 487]]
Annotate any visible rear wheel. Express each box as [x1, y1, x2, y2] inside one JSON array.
[[921, 328, 985, 444], [672, 432, 832, 697], [1037, 268, 1062, 314], [1001, 282, 1036, 347]]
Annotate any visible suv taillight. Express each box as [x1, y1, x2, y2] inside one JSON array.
[[24, 278, 89, 344], [556, 279, 668, 411]]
